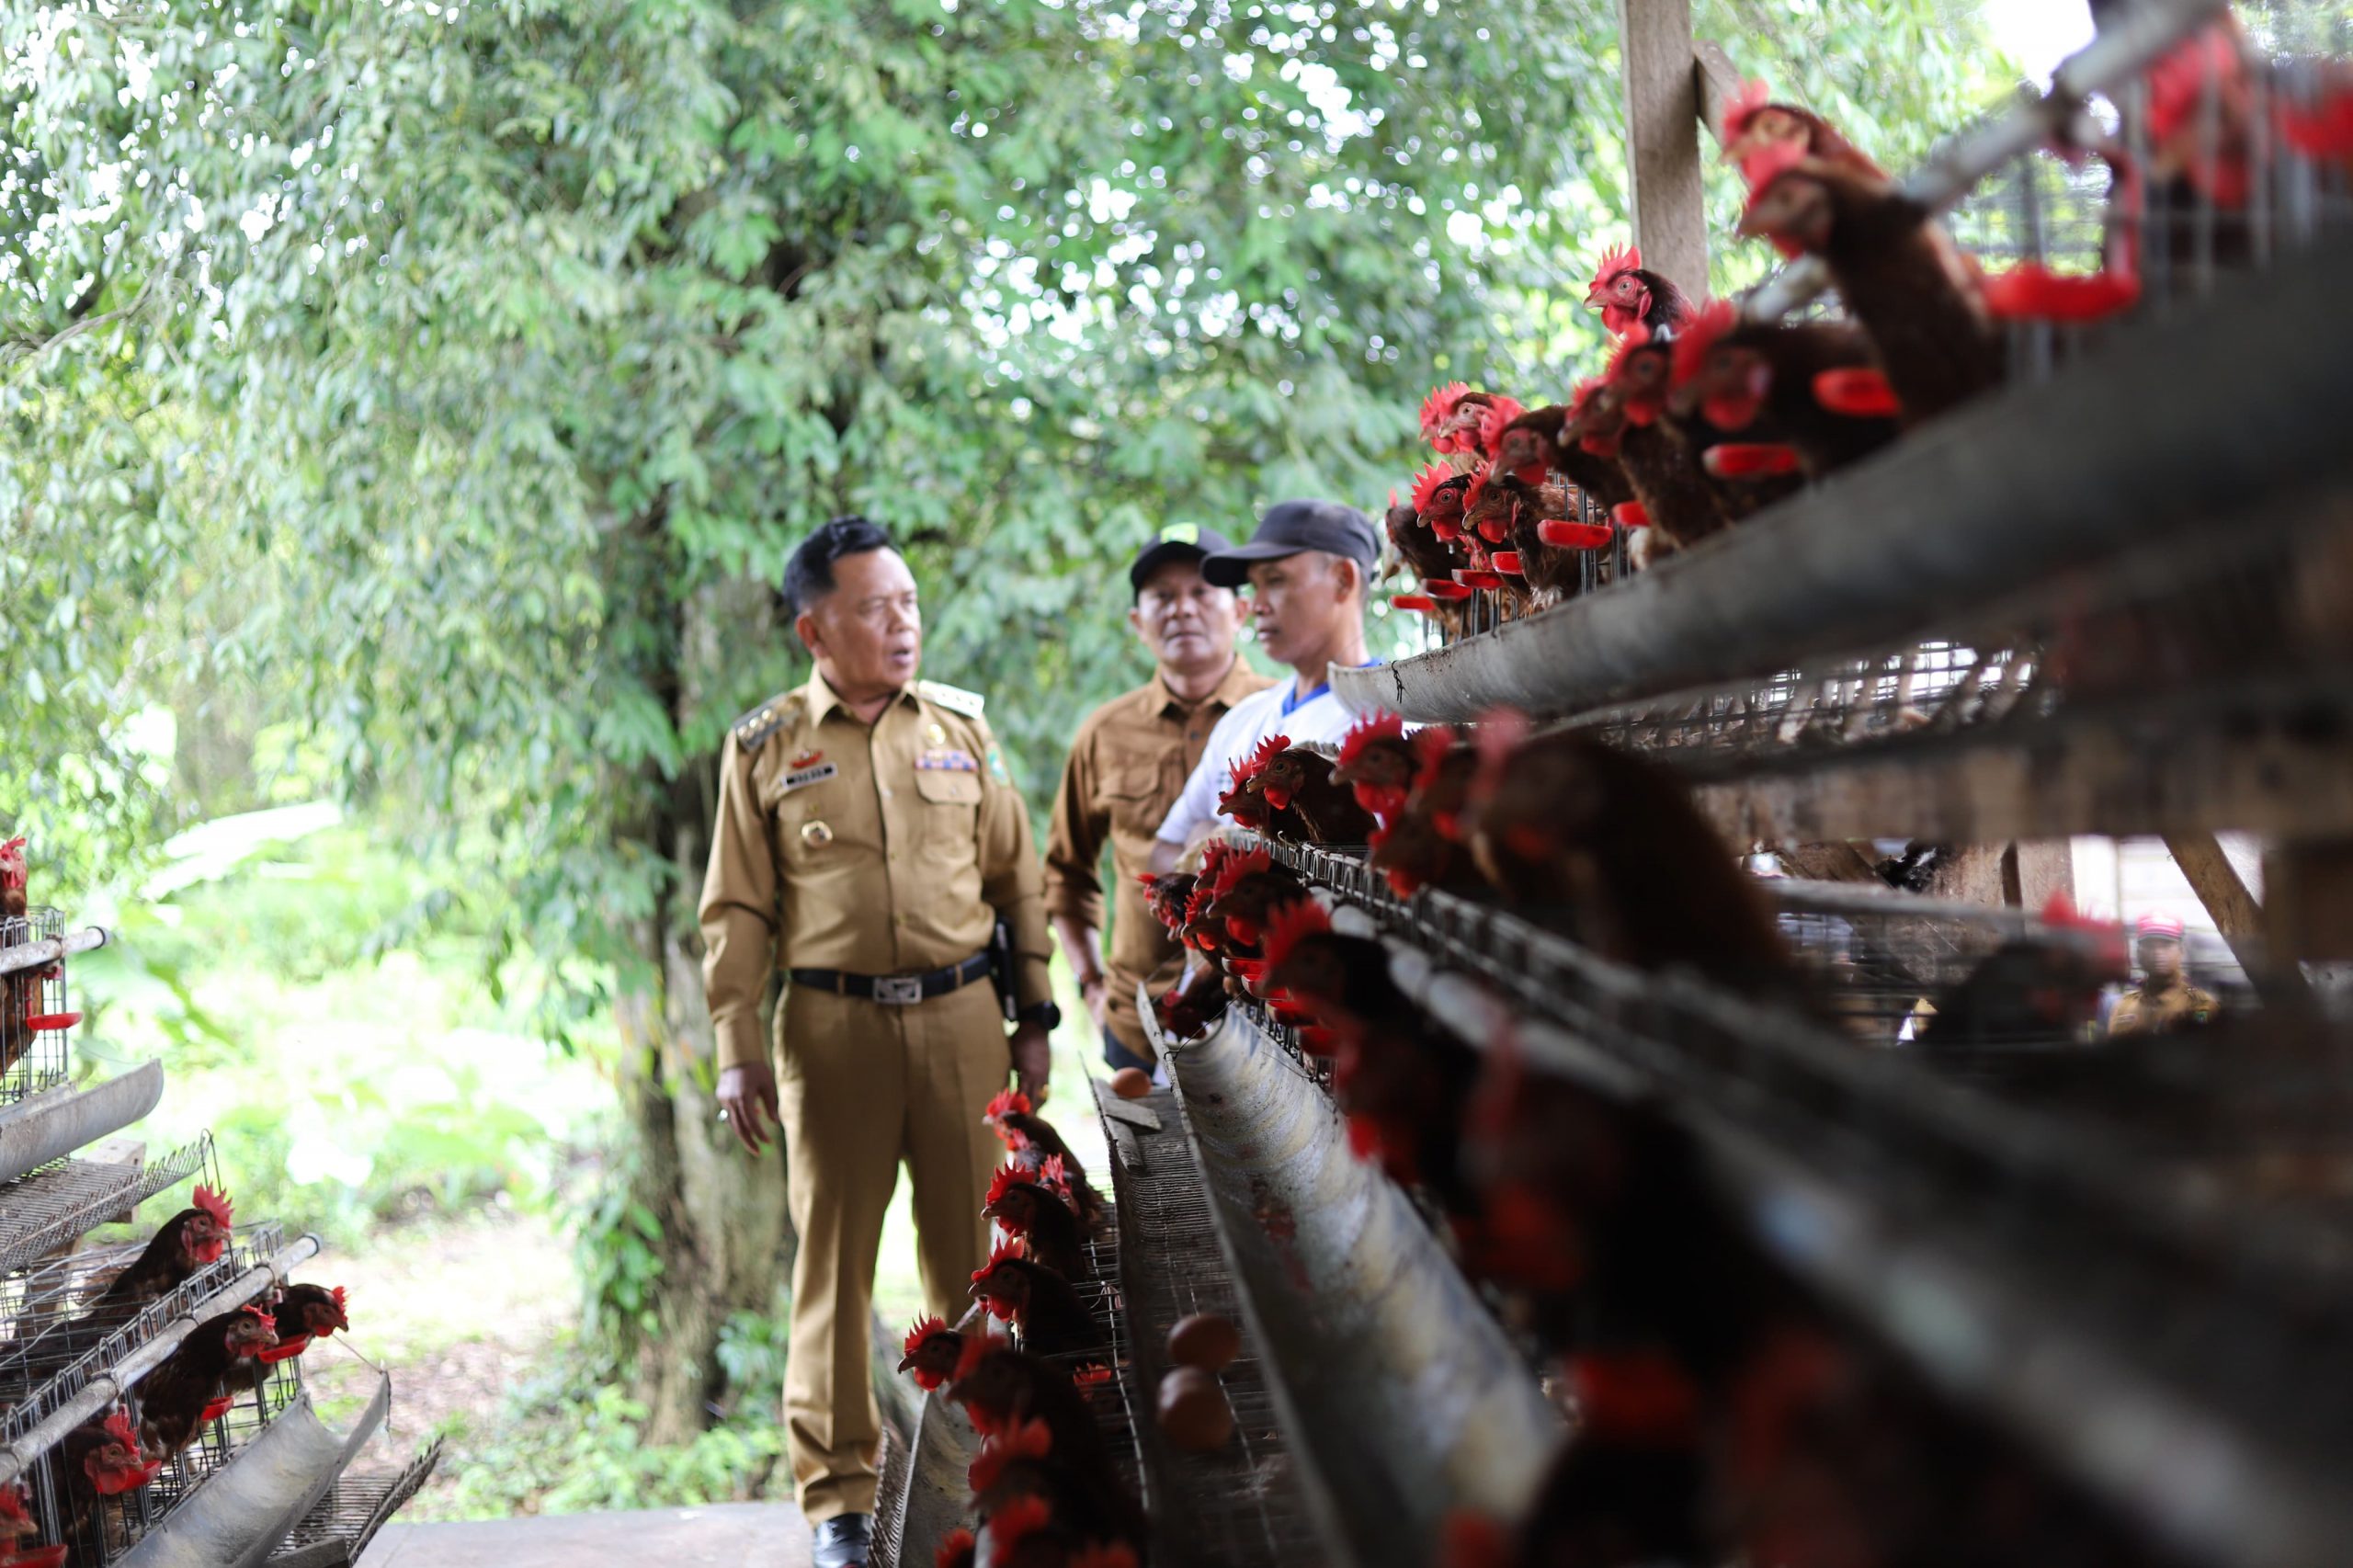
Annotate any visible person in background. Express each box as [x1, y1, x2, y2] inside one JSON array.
[[697, 517, 1062, 1568], [2106, 914, 2221, 1037], [1044, 529, 1273, 1073], [1150, 499, 1383, 870]]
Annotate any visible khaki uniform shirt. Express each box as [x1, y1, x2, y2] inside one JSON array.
[[1043, 659, 1273, 1055], [2107, 974, 2221, 1038], [698, 668, 1053, 1074]]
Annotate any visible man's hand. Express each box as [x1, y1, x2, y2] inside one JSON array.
[[717, 1062, 781, 1156], [1079, 974, 1109, 1030], [1008, 1019, 1052, 1104]]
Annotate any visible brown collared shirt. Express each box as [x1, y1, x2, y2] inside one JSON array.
[[698, 668, 1053, 1074], [1043, 658, 1274, 1055]]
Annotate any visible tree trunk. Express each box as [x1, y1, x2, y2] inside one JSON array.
[[616, 572, 797, 1445]]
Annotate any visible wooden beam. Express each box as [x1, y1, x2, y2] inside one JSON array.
[[2165, 832, 2310, 1004], [2162, 832, 2265, 940], [1692, 38, 1745, 147], [1617, 0, 1710, 291]]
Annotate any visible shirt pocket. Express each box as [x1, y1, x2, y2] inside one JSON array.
[[913, 767, 983, 859], [1101, 762, 1172, 842]]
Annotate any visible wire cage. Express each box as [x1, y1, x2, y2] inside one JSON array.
[[0, 909, 74, 1105], [0, 1136, 217, 1284], [26, 1334, 311, 1566], [1099, 1086, 1324, 1568], [1020, 1219, 1149, 1517], [0, 1219, 283, 1434]]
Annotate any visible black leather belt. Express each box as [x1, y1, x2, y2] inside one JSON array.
[[789, 951, 992, 1006]]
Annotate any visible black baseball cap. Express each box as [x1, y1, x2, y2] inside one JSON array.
[[1128, 526, 1237, 597], [1201, 500, 1380, 589]]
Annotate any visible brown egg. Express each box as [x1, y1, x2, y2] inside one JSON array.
[[1110, 1067, 1153, 1099], [1165, 1312, 1241, 1372], [1155, 1366, 1233, 1450]]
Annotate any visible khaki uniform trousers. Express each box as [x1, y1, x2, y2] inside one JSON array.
[[777, 977, 1008, 1522]]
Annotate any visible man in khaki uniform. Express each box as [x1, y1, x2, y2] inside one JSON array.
[[699, 517, 1057, 1568], [1045, 529, 1271, 1072], [2107, 914, 2221, 1037]]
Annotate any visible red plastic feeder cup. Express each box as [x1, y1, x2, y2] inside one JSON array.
[[1453, 569, 1506, 591], [1535, 519, 1615, 550], [1609, 501, 1651, 529], [1392, 594, 1441, 615], [1487, 551, 1525, 576], [1420, 579, 1474, 601], [24, 1013, 80, 1033]]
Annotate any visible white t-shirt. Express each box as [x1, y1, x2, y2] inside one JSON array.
[[1154, 675, 1371, 848]]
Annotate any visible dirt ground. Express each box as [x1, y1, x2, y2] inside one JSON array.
[[301, 1204, 574, 1512]]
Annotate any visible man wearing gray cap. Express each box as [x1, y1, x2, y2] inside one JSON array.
[[1045, 528, 1272, 1072], [1151, 499, 1381, 866]]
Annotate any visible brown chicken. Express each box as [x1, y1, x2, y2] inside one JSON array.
[[1577, 336, 1732, 551], [1465, 722, 1802, 1003], [983, 1161, 1091, 1281], [970, 1241, 1105, 1358], [1718, 78, 1888, 185], [1367, 729, 1483, 900], [134, 1303, 278, 1459], [1199, 848, 1308, 950], [1586, 241, 1698, 340], [983, 1092, 1105, 1227], [1331, 710, 1417, 824], [55, 1407, 160, 1550], [1261, 900, 1478, 1210], [1247, 745, 1380, 846], [1738, 149, 2001, 424], [1668, 299, 1901, 478], [968, 1418, 1146, 1550], [899, 1315, 966, 1392], [66, 1187, 235, 1351], [1608, 324, 1806, 524], [1151, 961, 1229, 1040]]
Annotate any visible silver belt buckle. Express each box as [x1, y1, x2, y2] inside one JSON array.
[[874, 975, 924, 1006]]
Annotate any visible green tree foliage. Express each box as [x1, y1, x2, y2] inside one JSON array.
[[5, 0, 2012, 1433]]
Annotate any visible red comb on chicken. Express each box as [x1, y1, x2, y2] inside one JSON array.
[[1472, 395, 1528, 461], [968, 1417, 1055, 1494], [899, 1314, 964, 1390], [1333, 712, 1416, 824], [1719, 77, 1886, 184], [1585, 241, 1695, 341], [936, 1529, 979, 1568]]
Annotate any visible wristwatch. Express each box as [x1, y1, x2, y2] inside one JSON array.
[[1017, 1001, 1063, 1030]]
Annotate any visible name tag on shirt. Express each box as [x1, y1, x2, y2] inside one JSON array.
[[778, 759, 839, 794], [917, 748, 980, 773]]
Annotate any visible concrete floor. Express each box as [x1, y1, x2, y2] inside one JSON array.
[[358, 1502, 813, 1568]]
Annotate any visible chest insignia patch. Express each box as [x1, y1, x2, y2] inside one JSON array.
[[801, 820, 834, 847], [778, 760, 839, 794], [917, 748, 980, 774], [790, 749, 825, 770]]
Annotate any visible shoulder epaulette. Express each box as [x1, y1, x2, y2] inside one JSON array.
[[916, 680, 987, 721], [731, 694, 798, 755]]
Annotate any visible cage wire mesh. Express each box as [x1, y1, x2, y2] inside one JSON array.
[[27, 1338, 312, 1566], [0, 1136, 216, 1282], [0, 910, 73, 1105], [267, 1438, 441, 1568], [1105, 1088, 1324, 1568], [0, 1221, 287, 1440]]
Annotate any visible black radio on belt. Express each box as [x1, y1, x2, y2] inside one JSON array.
[[987, 915, 1017, 1023]]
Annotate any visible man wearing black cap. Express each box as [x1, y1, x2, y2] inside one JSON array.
[[1152, 499, 1382, 865], [1044, 528, 1274, 1071]]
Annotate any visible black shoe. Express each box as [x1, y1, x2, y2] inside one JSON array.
[[813, 1514, 874, 1568]]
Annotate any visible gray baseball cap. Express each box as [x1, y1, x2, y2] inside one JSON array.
[[1201, 500, 1381, 588]]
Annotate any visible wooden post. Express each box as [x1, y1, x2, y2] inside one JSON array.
[[2167, 832, 2307, 1006], [1617, 0, 1711, 291]]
